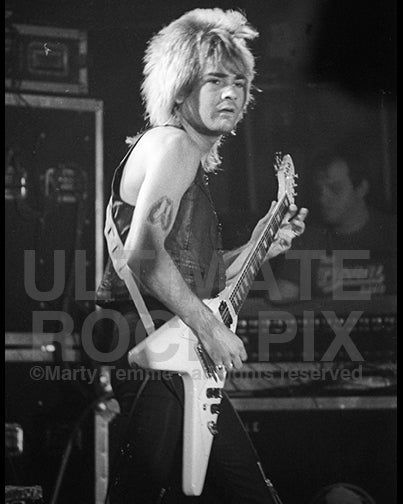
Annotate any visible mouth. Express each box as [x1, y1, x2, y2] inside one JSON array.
[[217, 108, 237, 117], [217, 104, 237, 114]]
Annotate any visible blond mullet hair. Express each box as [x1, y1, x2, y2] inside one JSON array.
[[140, 8, 258, 172]]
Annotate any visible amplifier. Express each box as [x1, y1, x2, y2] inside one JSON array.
[[5, 24, 88, 95], [5, 332, 83, 363], [238, 297, 397, 363]]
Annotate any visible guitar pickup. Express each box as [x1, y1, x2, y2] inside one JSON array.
[[206, 387, 223, 399], [219, 301, 233, 328]]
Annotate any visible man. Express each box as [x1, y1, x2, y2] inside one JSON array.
[[272, 141, 396, 302], [96, 8, 307, 503]]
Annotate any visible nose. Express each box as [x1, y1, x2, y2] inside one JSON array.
[[221, 84, 238, 101]]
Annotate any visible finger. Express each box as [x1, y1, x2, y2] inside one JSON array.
[[288, 203, 298, 216], [231, 355, 243, 370], [283, 204, 298, 223], [278, 237, 291, 249], [290, 220, 305, 235], [291, 208, 308, 225], [286, 205, 309, 223], [223, 360, 234, 372], [277, 227, 294, 240], [215, 364, 226, 381], [284, 208, 308, 234], [298, 207, 309, 220]]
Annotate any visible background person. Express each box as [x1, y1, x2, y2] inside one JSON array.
[[271, 139, 396, 303]]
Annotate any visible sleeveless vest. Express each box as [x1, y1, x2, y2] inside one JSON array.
[[95, 128, 226, 308]]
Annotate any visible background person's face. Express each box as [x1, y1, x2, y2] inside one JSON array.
[[315, 160, 362, 226]]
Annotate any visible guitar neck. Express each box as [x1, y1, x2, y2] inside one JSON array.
[[229, 194, 290, 315]]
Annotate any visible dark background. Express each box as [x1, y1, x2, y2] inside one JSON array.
[[5, 1, 397, 503], [5, 0, 397, 247]]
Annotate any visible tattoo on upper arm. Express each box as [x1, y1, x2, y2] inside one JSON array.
[[147, 196, 174, 231]]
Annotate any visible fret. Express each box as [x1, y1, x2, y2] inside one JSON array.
[[258, 245, 266, 257], [252, 254, 259, 267], [233, 293, 242, 313], [251, 255, 259, 271], [245, 271, 252, 286], [230, 198, 286, 309], [229, 154, 296, 315], [248, 261, 259, 277], [233, 298, 242, 313]]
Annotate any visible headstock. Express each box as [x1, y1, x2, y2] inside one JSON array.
[[274, 152, 298, 205]]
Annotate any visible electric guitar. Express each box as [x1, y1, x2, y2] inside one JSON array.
[[128, 153, 297, 496]]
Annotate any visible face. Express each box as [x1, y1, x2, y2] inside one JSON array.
[[178, 59, 247, 136], [315, 160, 364, 226]]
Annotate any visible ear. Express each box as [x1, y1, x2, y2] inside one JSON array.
[[357, 179, 369, 198]]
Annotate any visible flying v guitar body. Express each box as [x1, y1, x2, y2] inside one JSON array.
[[128, 290, 237, 496]]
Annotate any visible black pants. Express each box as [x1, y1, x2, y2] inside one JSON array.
[[108, 309, 282, 504]]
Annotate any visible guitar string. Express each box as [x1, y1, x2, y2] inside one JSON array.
[[229, 195, 290, 314]]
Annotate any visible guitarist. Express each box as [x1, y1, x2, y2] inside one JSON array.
[[96, 8, 307, 504]]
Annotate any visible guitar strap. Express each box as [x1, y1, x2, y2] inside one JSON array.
[[104, 196, 155, 338]]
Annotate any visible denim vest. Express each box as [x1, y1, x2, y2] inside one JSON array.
[[95, 129, 226, 308]]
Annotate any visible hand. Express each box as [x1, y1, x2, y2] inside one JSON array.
[[268, 204, 308, 259], [196, 315, 247, 379]]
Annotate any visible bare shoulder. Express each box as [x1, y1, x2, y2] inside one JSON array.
[[128, 126, 199, 183], [141, 126, 197, 160], [122, 127, 199, 203]]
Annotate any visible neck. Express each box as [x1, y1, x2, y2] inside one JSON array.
[[334, 203, 370, 234], [177, 115, 221, 155]]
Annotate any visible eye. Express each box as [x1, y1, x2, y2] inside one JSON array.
[[206, 78, 221, 85], [235, 80, 246, 88]]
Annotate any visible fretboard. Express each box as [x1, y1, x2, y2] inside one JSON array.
[[229, 194, 290, 315]]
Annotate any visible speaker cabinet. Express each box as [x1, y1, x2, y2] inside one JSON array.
[[235, 399, 397, 504]]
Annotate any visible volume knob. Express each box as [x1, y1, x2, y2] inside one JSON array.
[[211, 404, 221, 415]]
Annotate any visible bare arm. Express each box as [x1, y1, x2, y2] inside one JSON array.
[[122, 128, 246, 371]]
